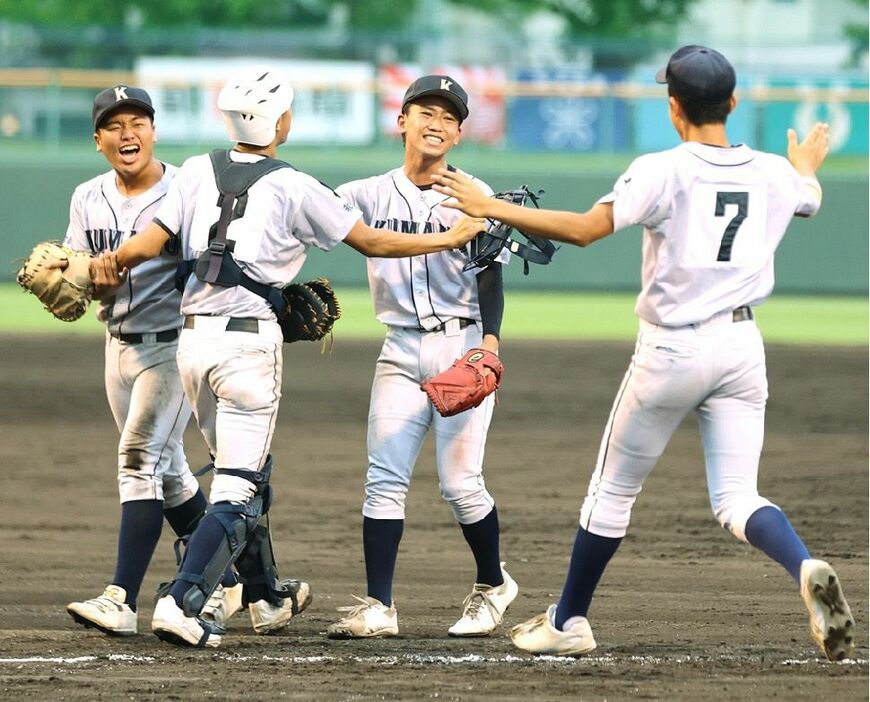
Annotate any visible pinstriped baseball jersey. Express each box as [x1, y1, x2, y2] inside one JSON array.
[[598, 142, 821, 327], [63, 163, 181, 335], [337, 167, 498, 330], [155, 150, 362, 319]]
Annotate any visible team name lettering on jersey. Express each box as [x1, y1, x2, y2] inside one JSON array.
[[85, 228, 126, 253], [372, 218, 449, 234]]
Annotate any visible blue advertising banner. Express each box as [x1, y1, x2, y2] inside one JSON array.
[[507, 68, 630, 152], [761, 78, 868, 155]]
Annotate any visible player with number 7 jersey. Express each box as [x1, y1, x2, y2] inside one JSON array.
[[432, 45, 855, 662]]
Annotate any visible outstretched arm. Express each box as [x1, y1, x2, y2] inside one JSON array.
[[87, 220, 171, 283], [343, 215, 485, 257], [433, 169, 614, 247]]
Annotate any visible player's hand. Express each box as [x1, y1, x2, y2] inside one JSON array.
[[787, 122, 830, 176], [90, 252, 128, 299], [434, 169, 493, 218], [446, 215, 487, 249]]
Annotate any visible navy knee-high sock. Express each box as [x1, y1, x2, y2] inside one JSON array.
[[169, 511, 242, 610], [164, 491, 237, 588], [744, 505, 811, 583], [554, 527, 622, 630], [459, 507, 503, 587], [163, 489, 207, 537], [113, 499, 164, 609], [363, 517, 404, 605]]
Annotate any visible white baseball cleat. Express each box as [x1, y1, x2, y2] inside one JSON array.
[[326, 596, 398, 639], [448, 564, 519, 637], [200, 583, 245, 629], [67, 585, 137, 636], [152, 595, 222, 648], [249, 579, 313, 635], [510, 604, 597, 656], [799, 559, 856, 661]]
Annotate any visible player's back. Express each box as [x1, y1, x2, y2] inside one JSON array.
[[616, 142, 820, 326]]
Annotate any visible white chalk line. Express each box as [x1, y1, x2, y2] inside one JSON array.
[[0, 652, 865, 666]]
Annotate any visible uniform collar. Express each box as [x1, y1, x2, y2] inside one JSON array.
[[683, 141, 755, 167]]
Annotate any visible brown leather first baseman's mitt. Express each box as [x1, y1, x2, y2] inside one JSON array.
[[421, 348, 503, 417], [16, 240, 94, 322]]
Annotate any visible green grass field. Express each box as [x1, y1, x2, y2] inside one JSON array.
[[1, 284, 865, 346]]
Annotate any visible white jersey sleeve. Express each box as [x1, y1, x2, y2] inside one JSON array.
[[598, 153, 671, 231]]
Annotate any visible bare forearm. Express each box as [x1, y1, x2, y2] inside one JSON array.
[[344, 218, 481, 258], [116, 221, 170, 269], [487, 199, 613, 247]]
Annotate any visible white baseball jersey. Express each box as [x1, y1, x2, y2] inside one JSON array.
[[337, 167, 496, 330], [155, 150, 362, 319], [599, 142, 821, 327], [64, 164, 182, 335]]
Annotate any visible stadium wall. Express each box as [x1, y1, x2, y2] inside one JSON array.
[[3, 163, 867, 295]]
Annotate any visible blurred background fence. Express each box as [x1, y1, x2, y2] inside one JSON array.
[[0, 0, 866, 292]]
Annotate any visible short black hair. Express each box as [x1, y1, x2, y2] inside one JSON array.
[[669, 85, 731, 126]]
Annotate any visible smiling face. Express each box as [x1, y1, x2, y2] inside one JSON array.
[[93, 106, 156, 180], [398, 96, 462, 160]]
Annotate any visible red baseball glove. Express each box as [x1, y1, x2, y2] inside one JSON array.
[[421, 348, 504, 417]]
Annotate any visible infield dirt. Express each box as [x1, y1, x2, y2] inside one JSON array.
[[0, 336, 866, 700]]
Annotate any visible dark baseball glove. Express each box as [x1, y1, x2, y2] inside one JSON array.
[[16, 240, 94, 322], [278, 277, 341, 344], [421, 348, 504, 417]]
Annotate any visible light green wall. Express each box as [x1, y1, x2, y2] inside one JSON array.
[[5, 163, 867, 294]]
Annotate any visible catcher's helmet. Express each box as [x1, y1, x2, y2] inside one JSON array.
[[218, 66, 294, 147]]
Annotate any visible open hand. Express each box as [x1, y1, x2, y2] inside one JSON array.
[[787, 122, 829, 176], [434, 169, 493, 218]]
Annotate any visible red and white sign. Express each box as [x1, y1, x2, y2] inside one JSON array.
[[379, 64, 506, 145]]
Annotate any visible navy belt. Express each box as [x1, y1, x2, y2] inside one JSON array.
[[183, 316, 260, 333], [732, 306, 754, 322], [116, 328, 179, 343], [418, 318, 476, 333]]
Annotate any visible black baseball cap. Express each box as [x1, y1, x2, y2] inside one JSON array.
[[655, 45, 736, 104], [402, 75, 469, 121], [92, 85, 155, 130]]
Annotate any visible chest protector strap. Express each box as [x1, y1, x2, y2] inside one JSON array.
[[181, 149, 291, 313]]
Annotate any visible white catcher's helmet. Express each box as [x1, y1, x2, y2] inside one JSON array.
[[218, 66, 294, 146]]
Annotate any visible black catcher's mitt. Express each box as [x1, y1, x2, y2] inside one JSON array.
[[464, 185, 557, 275], [278, 277, 341, 344]]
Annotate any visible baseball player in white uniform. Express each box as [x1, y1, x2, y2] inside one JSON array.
[[434, 46, 855, 661], [64, 86, 226, 636], [327, 76, 518, 640], [99, 65, 483, 648]]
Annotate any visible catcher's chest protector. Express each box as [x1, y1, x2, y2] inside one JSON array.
[[194, 149, 291, 288]]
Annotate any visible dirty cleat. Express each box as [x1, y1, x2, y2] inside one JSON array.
[[249, 579, 313, 635], [67, 585, 137, 636], [510, 604, 597, 656], [800, 559, 856, 661], [200, 583, 245, 629], [152, 595, 222, 648], [448, 564, 519, 637], [326, 596, 398, 639]]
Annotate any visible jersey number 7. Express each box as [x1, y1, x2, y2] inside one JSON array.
[[716, 192, 749, 261], [715, 191, 749, 262]]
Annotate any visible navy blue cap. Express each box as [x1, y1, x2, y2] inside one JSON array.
[[93, 85, 154, 130], [656, 45, 736, 104], [402, 75, 469, 121]]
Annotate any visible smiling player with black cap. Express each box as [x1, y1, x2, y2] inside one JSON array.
[[434, 46, 856, 661], [326, 74, 519, 641]]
